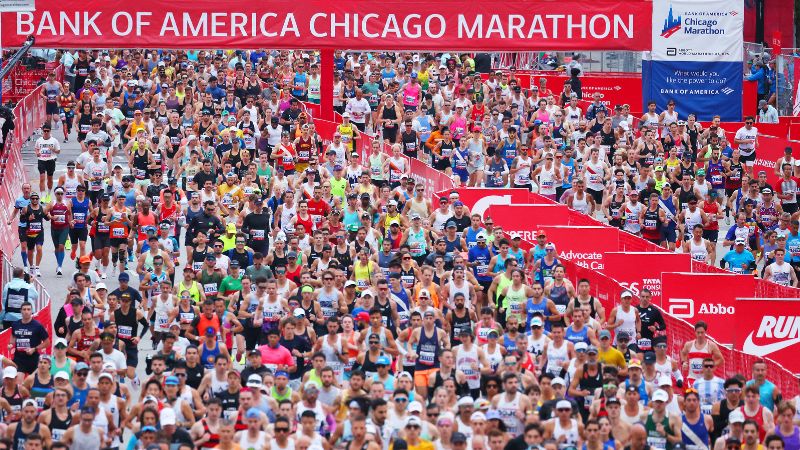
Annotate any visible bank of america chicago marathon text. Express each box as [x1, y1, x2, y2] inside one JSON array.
[[15, 11, 639, 40]]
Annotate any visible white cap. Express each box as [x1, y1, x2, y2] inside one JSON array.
[[470, 411, 487, 422], [293, 308, 306, 317], [457, 396, 474, 407], [620, 290, 633, 298], [397, 371, 413, 380], [658, 376, 672, 386], [405, 416, 422, 427], [102, 362, 116, 371], [54, 337, 68, 348], [419, 288, 431, 298], [98, 372, 114, 381], [160, 407, 177, 426], [575, 342, 589, 352], [96, 282, 107, 290], [729, 410, 745, 424], [408, 401, 423, 413], [54, 371, 70, 380], [551, 376, 565, 386], [2, 367, 17, 379], [247, 374, 264, 388], [143, 395, 158, 403], [652, 389, 669, 402], [556, 400, 572, 410]]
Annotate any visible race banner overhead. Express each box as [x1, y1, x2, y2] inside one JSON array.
[[643, 0, 744, 121], [1, 0, 652, 50]]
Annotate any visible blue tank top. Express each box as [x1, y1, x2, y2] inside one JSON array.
[[681, 413, 710, 450], [775, 425, 800, 450], [502, 334, 518, 353], [71, 197, 90, 229], [748, 380, 777, 411], [292, 73, 307, 96], [625, 378, 650, 405], [124, 189, 137, 208], [526, 297, 551, 332], [201, 341, 221, 369], [549, 283, 570, 314], [509, 248, 525, 267], [565, 324, 590, 346], [453, 147, 469, 174], [659, 195, 677, 232], [501, 138, 517, 166], [486, 159, 507, 188], [469, 246, 492, 282], [415, 328, 441, 370], [494, 254, 508, 273], [562, 159, 576, 188], [391, 287, 411, 329], [538, 257, 560, 285], [464, 227, 483, 250]]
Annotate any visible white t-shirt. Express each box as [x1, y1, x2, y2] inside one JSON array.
[[101, 349, 127, 371], [734, 125, 758, 155], [35, 136, 61, 161], [345, 98, 372, 124]]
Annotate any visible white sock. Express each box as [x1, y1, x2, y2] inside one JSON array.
[[102, 262, 109, 273]]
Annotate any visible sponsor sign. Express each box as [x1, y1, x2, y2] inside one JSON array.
[[538, 226, 619, 270], [485, 204, 571, 241], [645, 0, 744, 121], [602, 252, 691, 305], [1, 0, 652, 50], [661, 272, 755, 344], [752, 135, 796, 187], [433, 188, 531, 219], [734, 298, 800, 374]]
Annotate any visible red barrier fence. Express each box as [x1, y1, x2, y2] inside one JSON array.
[[0, 81, 48, 256], [0, 253, 53, 356], [2, 62, 63, 103]]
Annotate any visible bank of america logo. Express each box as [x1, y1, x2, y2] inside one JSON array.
[[721, 87, 734, 95], [661, 4, 682, 38]]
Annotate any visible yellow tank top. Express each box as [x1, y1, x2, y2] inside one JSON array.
[[337, 123, 354, 145], [131, 120, 146, 136], [330, 177, 347, 200], [655, 176, 667, 193], [353, 261, 374, 292], [178, 280, 202, 303], [220, 233, 236, 252], [384, 213, 402, 234]]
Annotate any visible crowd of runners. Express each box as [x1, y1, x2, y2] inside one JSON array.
[[0, 49, 797, 450]]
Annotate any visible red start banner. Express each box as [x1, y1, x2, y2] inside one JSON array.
[[660, 272, 756, 345], [538, 225, 619, 271], [486, 204, 571, 240], [601, 252, 692, 306], [2, 0, 652, 50], [434, 188, 531, 219], [734, 298, 800, 375]]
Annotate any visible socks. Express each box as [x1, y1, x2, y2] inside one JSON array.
[[55, 251, 65, 267], [21, 251, 28, 267]]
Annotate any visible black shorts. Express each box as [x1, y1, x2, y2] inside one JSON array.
[[37, 159, 56, 176], [478, 280, 492, 295], [587, 188, 604, 205], [703, 229, 719, 243], [12, 354, 38, 375], [123, 341, 139, 367], [661, 228, 677, 243], [740, 152, 756, 163], [92, 233, 110, 250], [25, 233, 44, 248], [69, 227, 88, 243], [513, 183, 532, 191], [371, 178, 386, 189], [17, 227, 26, 244], [110, 237, 128, 248], [46, 102, 59, 115]]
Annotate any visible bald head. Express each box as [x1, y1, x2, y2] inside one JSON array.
[[629, 424, 647, 450]]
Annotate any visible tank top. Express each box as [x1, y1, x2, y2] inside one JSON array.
[[415, 327, 441, 370], [554, 419, 581, 450], [13, 421, 40, 450], [682, 413, 710, 450], [615, 306, 637, 341], [686, 341, 712, 380], [199, 419, 221, 449], [549, 281, 570, 314], [496, 392, 523, 435], [740, 405, 766, 441], [503, 284, 526, 322], [645, 412, 673, 450], [48, 409, 72, 442], [526, 297, 551, 332], [545, 340, 569, 376], [642, 208, 662, 240], [201, 340, 222, 369], [565, 324, 590, 346], [50, 202, 70, 230], [624, 202, 644, 234], [30, 373, 53, 410], [689, 238, 709, 263]]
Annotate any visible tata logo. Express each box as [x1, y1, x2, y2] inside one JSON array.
[[661, 4, 682, 38], [742, 316, 800, 357], [618, 282, 640, 297]]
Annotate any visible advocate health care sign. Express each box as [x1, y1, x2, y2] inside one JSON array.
[[1, 0, 651, 50], [644, 0, 744, 121]]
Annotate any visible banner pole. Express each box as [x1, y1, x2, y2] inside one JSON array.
[[319, 48, 334, 122]]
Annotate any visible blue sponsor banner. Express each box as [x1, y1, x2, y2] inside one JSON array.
[[643, 60, 742, 121]]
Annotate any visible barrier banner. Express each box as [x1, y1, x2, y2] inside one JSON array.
[[753, 134, 795, 187], [734, 298, 800, 374], [602, 252, 692, 305], [434, 188, 531, 218], [482, 72, 643, 111], [2, 0, 652, 50], [645, 0, 744, 121], [538, 225, 619, 270], [660, 272, 755, 344], [486, 204, 571, 240]]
